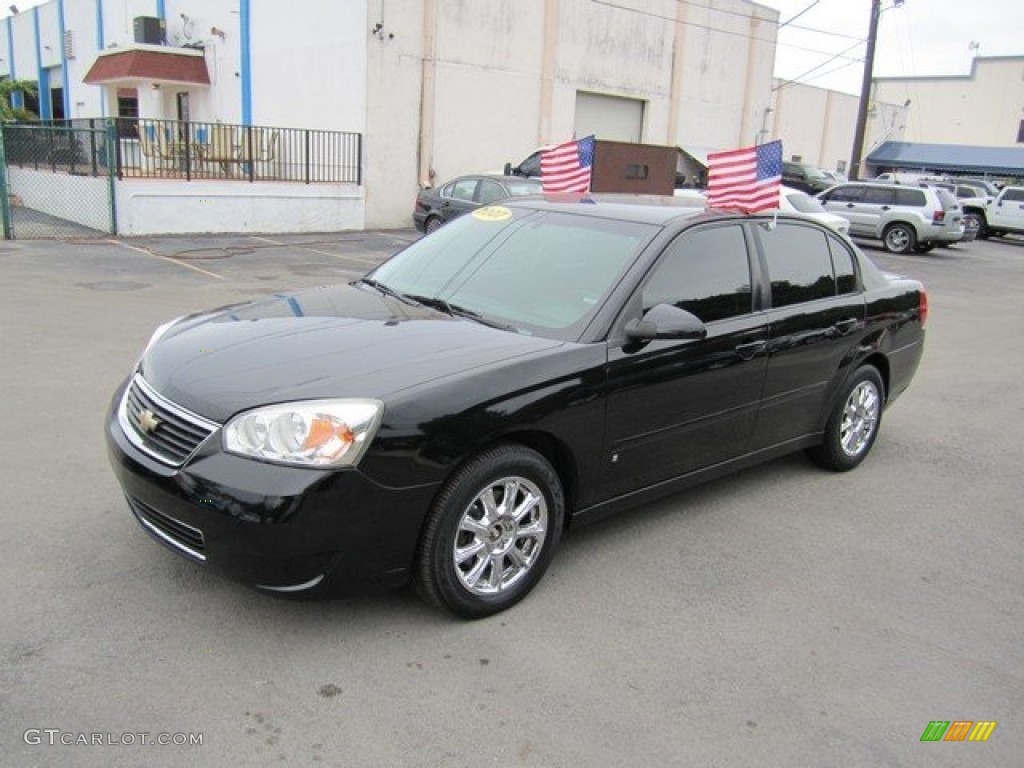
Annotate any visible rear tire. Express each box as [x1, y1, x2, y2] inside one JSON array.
[[424, 216, 443, 234], [413, 444, 564, 618], [807, 366, 885, 472], [883, 223, 916, 254]]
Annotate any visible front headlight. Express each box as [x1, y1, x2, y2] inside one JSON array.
[[223, 399, 384, 467]]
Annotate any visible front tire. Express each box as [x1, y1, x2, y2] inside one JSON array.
[[883, 223, 916, 254], [414, 445, 564, 618], [807, 366, 885, 472], [963, 212, 986, 239]]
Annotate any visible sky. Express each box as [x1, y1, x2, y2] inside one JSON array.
[[3, 0, 1022, 98], [758, 0, 1024, 95]]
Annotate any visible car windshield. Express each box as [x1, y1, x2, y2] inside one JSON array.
[[368, 207, 657, 340], [806, 167, 829, 180], [503, 180, 543, 196], [785, 192, 826, 213]]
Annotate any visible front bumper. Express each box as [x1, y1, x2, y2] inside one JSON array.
[[106, 384, 439, 594]]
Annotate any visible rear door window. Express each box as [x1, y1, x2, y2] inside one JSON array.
[[476, 180, 506, 205], [759, 223, 837, 308], [894, 188, 927, 206], [862, 187, 895, 206], [449, 179, 479, 202]]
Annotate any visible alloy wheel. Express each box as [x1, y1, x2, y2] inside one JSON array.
[[452, 476, 548, 596], [840, 380, 880, 457]]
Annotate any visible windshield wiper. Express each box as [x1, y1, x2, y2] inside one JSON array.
[[404, 294, 517, 333], [357, 278, 419, 305]]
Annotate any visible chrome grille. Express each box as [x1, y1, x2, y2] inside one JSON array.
[[127, 495, 207, 562], [119, 375, 219, 466]]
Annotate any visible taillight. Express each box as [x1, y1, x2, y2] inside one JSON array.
[[932, 209, 945, 223], [919, 290, 928, 327]]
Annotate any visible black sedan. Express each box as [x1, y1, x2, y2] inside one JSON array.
[[107, 196, 926, 618], [413, 174, 542, 233]]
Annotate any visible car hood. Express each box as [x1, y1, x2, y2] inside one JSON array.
[[139, 283, 563, 423]]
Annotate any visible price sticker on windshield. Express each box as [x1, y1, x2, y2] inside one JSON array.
[[473, 206, 512, 222]]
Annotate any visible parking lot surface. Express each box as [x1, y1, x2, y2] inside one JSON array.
[[1, 231, 1022, 766]]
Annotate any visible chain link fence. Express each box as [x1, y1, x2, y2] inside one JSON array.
[[0, 124, 116, 239]]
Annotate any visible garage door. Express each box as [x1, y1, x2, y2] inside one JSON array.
[[574, 92, 644, 143]]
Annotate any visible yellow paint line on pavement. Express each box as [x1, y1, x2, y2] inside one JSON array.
[[110, 240, 225, 280], [248, 235, 384, 265]]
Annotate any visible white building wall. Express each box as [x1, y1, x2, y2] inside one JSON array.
[[5, 12, 42, 98], [115, 180, 364, 235], [873, 56, 1024, 147], [770, 79, 908, 176], [249, 0, 367, 132], [360, 0, 779, 228], [674, 1, 776, 155], [63, 0, 105, 118], [3, 0, 786, 232]]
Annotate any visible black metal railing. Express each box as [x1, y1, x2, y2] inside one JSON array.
[[23, 118, 362, 184]]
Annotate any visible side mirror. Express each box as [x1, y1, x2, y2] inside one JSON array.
[[503, 162, 513, 176], [625, 304, 707, 342]]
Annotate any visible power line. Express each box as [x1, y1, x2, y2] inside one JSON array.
[[779, 0, 822, 29], [589, 0, 863, 60], [772, 38, 867, 91]]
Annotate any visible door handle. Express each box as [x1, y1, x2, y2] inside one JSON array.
[[829, 318, 859, 337], [845, 203, 855, 208], [881, 205, 891, 211], [735, 340, 766, 360]]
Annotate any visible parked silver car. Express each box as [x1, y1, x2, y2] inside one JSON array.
[[817, 182, 964, 254]]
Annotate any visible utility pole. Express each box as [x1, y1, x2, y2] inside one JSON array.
[[849, 0, 882, 180]]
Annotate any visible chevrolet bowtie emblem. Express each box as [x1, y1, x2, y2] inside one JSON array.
[[138, 408, 161, 434]]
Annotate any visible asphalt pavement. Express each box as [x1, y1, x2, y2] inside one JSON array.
[[1, 230, 1022, 767]]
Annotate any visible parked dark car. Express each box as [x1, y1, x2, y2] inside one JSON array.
[[413, 174, 542, 233], [782, 161, 834, 195], [107, 196, 926, 618]]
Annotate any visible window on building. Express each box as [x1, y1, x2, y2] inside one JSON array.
[[1017, 119, 1024, 143]]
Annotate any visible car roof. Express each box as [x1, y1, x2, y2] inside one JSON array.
[[500, 194, 719, 226], [446, 174, 542, 184]]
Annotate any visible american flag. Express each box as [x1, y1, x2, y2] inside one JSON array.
[[706, 140, 783, 213], [541, 135, 595, 194]]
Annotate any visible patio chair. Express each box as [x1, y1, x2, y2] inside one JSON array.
[[195, 124, 240, 175]]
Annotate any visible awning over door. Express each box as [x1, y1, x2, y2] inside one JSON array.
[[84, 46, 210, 87]]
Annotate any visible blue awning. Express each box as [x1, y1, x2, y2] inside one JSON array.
[[866, 141, 1024, 177]]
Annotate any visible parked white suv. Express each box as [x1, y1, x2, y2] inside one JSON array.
[[979, 186, 1024, 239], [818, 182, 964, 254]]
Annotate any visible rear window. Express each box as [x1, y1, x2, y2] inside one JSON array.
[[785, 192, 826, 213], [933, 189, 958, 209], [503, 179, 543, 197]]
